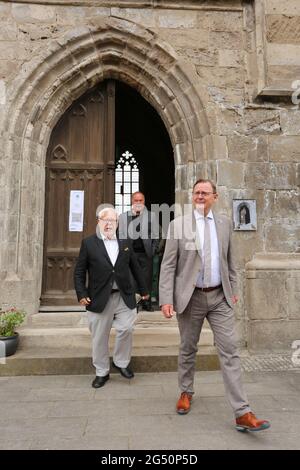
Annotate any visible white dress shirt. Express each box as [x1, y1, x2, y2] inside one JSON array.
[[100, 233, 119, 266], [194, 209, 221, 288], [100, 233, 119, 289]]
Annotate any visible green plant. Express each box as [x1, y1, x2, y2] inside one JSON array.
[[0, 307, 26, 337]]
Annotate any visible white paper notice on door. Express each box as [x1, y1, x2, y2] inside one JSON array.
[[69, 190, 84, 232]]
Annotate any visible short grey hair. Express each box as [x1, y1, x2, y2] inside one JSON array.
[[96, 204, 118, 220]]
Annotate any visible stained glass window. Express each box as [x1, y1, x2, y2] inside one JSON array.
[[115, 150, 139, 214]]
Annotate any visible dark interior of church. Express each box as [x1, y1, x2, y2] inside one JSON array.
[[115, 81, 175, 210]]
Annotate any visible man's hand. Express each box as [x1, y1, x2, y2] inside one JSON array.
[[141, 294, 150, 300], [79, 297, 91, 306], [161, 304, 175, 318], [232, 295, 238, 305]]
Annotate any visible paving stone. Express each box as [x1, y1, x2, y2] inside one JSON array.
[[1, 370, 300, 449], [0, 440, 32, 450], [48, 399, 131, 419], [0, 401, 52, 420], [25, 387, 95, 402], [2, 417, 87, 440], [271, 394, 300, 411], [93, 383, 164, 400], [85, 415, 131, 437], [129, 432, 230, 451], [0, 374, 68, 389], [30, 436, 129, 450]]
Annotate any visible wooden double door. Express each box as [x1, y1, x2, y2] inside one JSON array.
[[41, 81, 115, 306]]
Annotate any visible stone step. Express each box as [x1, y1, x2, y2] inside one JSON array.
[[0, 346, 219, 376], [18, 325, 213, 350], [30, 311, 86, 328], [38, 305, 85, 312], [29, 310, 180, 328], [29, 311, 213, 336], [0, 310, 217, 376]]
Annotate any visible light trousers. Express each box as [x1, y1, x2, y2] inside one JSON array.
[[87, 292, 137, 377]]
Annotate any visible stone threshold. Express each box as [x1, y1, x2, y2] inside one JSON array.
[[0, 346, 219, 376]]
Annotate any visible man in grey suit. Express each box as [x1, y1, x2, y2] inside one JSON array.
[[118, 192, 159, 311], [159, 179, 270, 432]]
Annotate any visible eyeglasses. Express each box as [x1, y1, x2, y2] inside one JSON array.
[[99, 218, 118, 224], [193, 191, 215, 197]]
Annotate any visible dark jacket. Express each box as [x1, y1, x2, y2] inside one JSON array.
[[118, 209, 160, 258], [74, 234, 148, 313]]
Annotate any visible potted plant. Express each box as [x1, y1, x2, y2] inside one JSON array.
[[0, 307, 26, 357]]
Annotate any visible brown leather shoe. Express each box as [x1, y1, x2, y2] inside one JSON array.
[[176, 392, 193, 415], [236, 412, 270, 432]]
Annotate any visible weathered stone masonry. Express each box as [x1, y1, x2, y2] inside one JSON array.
[[0, 0, 299, 351]]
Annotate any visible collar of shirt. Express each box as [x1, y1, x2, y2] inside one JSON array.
[[99, 232, 117, 242], [193, 209, 214, 221], [131, 208, 144, 217]]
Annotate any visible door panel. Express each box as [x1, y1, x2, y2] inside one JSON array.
[[41, 81, 115, 306]]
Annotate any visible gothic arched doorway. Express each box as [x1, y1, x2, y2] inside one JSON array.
[[41, 80, 174, 306], [115, 82, 174, 212]]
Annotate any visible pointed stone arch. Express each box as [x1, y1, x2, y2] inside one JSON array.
[[1, 16, 214, 312]]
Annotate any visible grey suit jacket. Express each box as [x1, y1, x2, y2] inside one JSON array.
[[118, 208, 160, 258], [159, 212, 237, 313]]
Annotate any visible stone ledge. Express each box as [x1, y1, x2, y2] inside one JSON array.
[[10, 0, 244, 11], [32, 310, 179, 327], [246, 253, 300, 271], [257, 86, 294, 97], [18, 325, 213, 349], [38, 305, 85, 312], [30, 310, 213, 330], [0, 346, 219, 376]]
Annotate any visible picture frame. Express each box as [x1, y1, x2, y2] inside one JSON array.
[[233, 199, 257, 231]]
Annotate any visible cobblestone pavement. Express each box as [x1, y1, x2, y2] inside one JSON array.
[[241, 353, 300, 372], [1, 366, 300, 450]]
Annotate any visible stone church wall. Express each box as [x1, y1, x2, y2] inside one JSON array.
[[0, 1, 299, 351]]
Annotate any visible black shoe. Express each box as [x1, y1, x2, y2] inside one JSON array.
[[92, 374, 109, 388], [112, 361, 134, 379]]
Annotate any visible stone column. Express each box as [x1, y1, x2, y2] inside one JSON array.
[[246, 253, 300, 352]]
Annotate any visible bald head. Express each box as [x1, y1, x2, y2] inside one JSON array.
[[131, 192, 145, 215]]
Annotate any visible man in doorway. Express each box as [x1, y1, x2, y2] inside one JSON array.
[[159, 179, 270, 432], [74, 206, 149, 388], [118, 192, 159, 311]]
